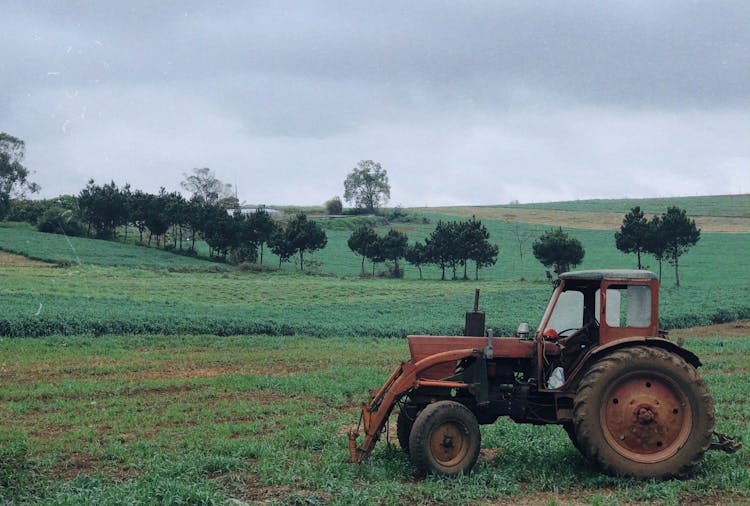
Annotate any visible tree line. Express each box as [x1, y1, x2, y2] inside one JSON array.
[[349, 217, 499, 280], [615, 205, 700, 286]]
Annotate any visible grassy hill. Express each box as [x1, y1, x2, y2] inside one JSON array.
[[1, 194, 748, 338]]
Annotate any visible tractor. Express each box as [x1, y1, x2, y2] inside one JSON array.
[[349, 269, 741, 478]]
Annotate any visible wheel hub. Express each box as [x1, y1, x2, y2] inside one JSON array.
[[602, 373, 692, 462], [429, 422, 467, 465]]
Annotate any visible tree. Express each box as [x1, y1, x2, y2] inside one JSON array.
[[425, 221, 460, 280], [144, 189, 172, 248], [201, 204, 237, 258], [347, 224, 379, 275], [285, 213, 328, 271], [248, 207, 276, 264], [405, 241, 429, 280], [615, 206, 649, 269], [325, 196, 343, 215], [379, 229, 408, 277], [268, 226, 296, 269], [0, 133, 40, 219], [532, 228, 585, 275], [644, 215, 667, 282], [458, 217, 496, 280], [77, 180, 128, 238], [660, 206, 700, 287], [473, 241, 499, 280], [181, 167, 235, 206], [343, 160, 390, 213]]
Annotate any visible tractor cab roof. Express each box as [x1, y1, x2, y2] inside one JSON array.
[[559, 269, 657, 281]]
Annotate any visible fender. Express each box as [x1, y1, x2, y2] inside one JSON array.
[[563, 336, 701, 390]]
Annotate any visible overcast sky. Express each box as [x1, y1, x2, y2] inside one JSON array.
[[2, 1, 749, 207]]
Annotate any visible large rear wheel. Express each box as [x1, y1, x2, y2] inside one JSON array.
[[408, 400, 481, 476], [573, 346, 715, 478]]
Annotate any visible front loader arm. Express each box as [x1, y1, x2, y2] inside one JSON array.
[[349, 348, 479, 463]]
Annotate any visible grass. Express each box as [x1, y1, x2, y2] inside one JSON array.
[[0, 330, 747, 504], [494, 194, 750, 218], [2, 214, 747, 339], [0, 222, 218, 269]]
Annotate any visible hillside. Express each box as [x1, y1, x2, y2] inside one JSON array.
[[416, 194, 750, 233], [1, 193, 748, 338]]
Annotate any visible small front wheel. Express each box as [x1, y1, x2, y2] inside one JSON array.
[[408, 400, 481, 476], [396, 405, 416, 454]]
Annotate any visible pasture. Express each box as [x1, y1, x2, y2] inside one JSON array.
[[0, 329, 748, 505]]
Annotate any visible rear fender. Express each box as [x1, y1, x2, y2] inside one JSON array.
[[564, 337, 701, 390]]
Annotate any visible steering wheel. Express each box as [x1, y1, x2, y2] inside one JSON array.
[[556, 328, 581, 338]]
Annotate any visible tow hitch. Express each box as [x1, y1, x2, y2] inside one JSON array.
[[709, 431, 743, 454]]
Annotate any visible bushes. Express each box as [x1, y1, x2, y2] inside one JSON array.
[[36, 207, 86, 236]]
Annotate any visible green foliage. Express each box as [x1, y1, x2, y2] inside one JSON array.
[[0, 132, 40, 219], [343, 160, 391, 212], [661, 206, 701, 287], [615, 206, 648, 269], [36, 206, 86, 237], [533, 228, 585, 274], [78, 179, 129, 239], [324, 196, 343, 215], [0, 223, 216, 269]]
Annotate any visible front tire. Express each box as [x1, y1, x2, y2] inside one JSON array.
[[573, 346, 715, 478], [396, 406, 415, 454], [408, 400, 481, 476]]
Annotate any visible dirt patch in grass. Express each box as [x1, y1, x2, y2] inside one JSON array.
[[0, 251, 53, 268], [672, 320, 750, 338]]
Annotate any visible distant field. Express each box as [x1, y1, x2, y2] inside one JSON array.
[[418, 207, 750, 233], [1, 214, 748, 338], [0, 223, 217, 269], [0, 332, 747, 504], [506, 194, 750, 217]]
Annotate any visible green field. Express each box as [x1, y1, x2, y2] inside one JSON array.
[[1, 195, 748, 504], [0, 223, 218, 270], [0, 333, 747, 505], [1, 218, 748, 338], [500, 194, 750, 218]]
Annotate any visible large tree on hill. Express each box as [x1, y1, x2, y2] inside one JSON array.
[[181, 167, 236, 207], [343, 160, 390, 213], [532, 228, 585, 275], [0, 133, 40, 220], [615, 206, 649, 269], [661, 206, 700, 287]]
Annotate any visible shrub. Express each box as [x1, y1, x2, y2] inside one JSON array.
[[36, 207, 86, 236], [324, 196, 343, 215]]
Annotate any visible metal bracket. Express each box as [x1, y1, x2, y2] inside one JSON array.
[[709, 431, 743, 453]]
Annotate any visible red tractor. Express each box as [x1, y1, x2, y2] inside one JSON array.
[[349, 270, 740, 478]]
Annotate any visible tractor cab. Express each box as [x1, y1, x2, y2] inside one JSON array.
[[535, 270, 661, 388]]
